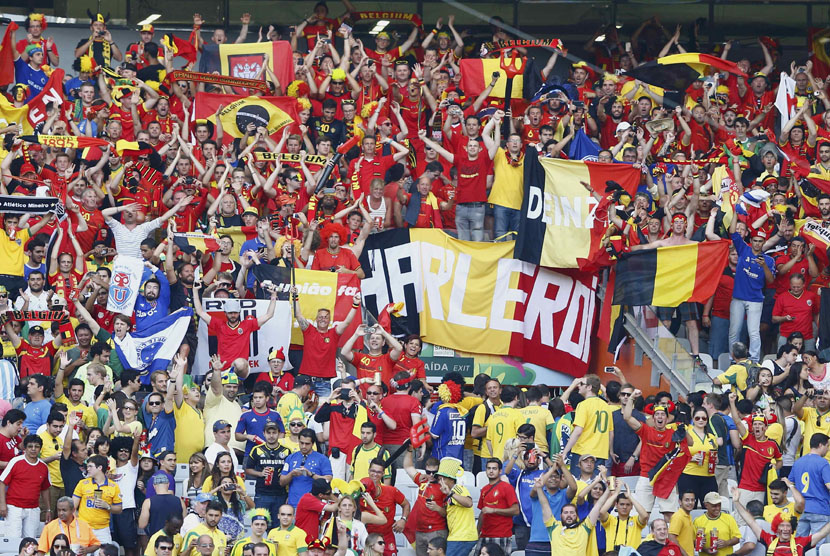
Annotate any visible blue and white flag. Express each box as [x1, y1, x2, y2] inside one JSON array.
[[107, 255, 145, 315], [114, 307, 193, 381], [735, 190, 770, 215], [568, 129, 600, 161]]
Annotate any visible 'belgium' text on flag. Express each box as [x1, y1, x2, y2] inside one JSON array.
[[612, 240, 730, 307], [515, 148, 641, 269]]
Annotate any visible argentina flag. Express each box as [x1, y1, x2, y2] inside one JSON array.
[[114, 308, 193, 381]]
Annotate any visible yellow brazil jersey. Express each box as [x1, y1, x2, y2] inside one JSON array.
[[683, 429, 719, 476], [602, 515, 645, 550], [146, 530, 183, 556], [668, 509, 695, 556], [519, 405, 556, 454], [472, 400, 500, 458], [573, 396, 614, 459], [801, 407, 830, 461], [267, 525, 308, 556], [230, 537, 276, 556], [183, 523, 228, 556], [764, 501, 801, 524], [545, 518, 594, 556], [693, 513, 741, 556], [486, 406, 524, 461], [446, 485, 477, 541], [351, 444, 391, 482], [489, 147, 524, 210], [716, 363, 749, 398], [173, 402, 205, 464], [276, 391, 304, 427], [39, 431, 63, 489], [0, 227, 30, 277], [55, 395, 98, 431], [73, 477, 122, 529], [279, 437, 299, 453]]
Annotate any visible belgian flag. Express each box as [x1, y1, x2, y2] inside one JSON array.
[[192, 91, 298, 146], [625, 52, 747, 91], [459, 56, 542, 101], [612, 240, 730, 307]]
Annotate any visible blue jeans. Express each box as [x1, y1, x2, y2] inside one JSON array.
[[709, 316, 747, 362], [729, 298, 763, 361], [254, 493, 285, 521], [456, 203, 486, 242], [493, 205, 520, 241], [797, 512, 830, 548], [446, 541, 476, 556]]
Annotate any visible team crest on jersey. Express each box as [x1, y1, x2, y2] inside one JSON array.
[[808, 299, 813, 306], [238, 328, 243, 334], [324, 337, 330, 343]]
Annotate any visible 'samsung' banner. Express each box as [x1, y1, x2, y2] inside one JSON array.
[[193, 299, 291, 376], [359, 229, 597, 376]]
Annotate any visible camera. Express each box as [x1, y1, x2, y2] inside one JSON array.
[[816, 389, 825, 396], [223, 483, 235, 491], [185, 176, 195, 185], [339, 388, 352, 401]]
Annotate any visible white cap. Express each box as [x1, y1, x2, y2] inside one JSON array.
[[616, 121, 632, 134]]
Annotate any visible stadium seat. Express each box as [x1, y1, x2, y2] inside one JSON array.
[[397, 549, 416, 556], [245, 479, 256, 497], [512, 551, 525, 556], [717, 353, 732, 372], [462, 471, 475, 487], [476, 471, 488, 487], [619, 476, 639, 492], [698, 353, 714, 373], [0, 539, 21, 554], [690, 509, 706, 521], [176, 463, 189, 480], [761, 354, 776, 363], [396, 468, 419, 488], [817, 545, 830, 556]]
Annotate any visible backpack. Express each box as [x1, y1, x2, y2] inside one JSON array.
[[741, 360, 764, 390], [466, 400, 494, 451]]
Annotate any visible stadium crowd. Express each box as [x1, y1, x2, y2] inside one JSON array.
[[3, 2, 830, 556]]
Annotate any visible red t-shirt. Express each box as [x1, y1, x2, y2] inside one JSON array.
[[16, 341, 57, 379], [393, 354, 427, 381], [381, 393, 422, 445], [712, 268, 735, 320], [759, 531, 812, 556], [354, 353, 398, 396], [93, 303, 116, 333], [299, 326, 340, 378], [773, 291, 819, 339], [738, 434, 781, 492], [0, 455, 51, 508], [361, 484, 406, 538], [348, 155, 397, 199], [774, 254, 812, 297], [636, 423, 676, 477], [453, 151, 492, 204], [477, 481, 519, 537], [207, 316, 259, 365], [73, 206, 107, 254], [255, 371, 294, 393], [295, 492, 328, 543], [413, 472, 448, 532], [310, 248, 360, 272], [0, 433, 21, 465]]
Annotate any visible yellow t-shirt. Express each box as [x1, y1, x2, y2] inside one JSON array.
[[716, 363, 749, 397], [486, 406, 524, 461], [683, 429, 719, 476], [602, 515, 645, 549], [488, 147, 524, 210], [267, 525, 308, 556], [230, 537, 276, 556], [182, 523, 227, 556], [763, 501, 801, 523], [446, 485, 477, 541], [173, 402, 205, 464], [692, 513, 741, 556], [146, 530, 183, 556], [573, 396, 614, 459], [351, 444, 391, 483], [472, 401, 501, 458], [519, 405, 555, 454], [801, 407, 830, 461], [279, 437, 299, 453], [203, 388, 245, 453], [0, 227, 30, 277], [276, 391, 304, 427], [460, 395, 482, 451], [39, 431, 64, 489], [202, 475, 245, 493], [668, 509, 695, 556], [73, 477, 122, 529], [56, 395, 98, 431], [545, 517, 594, 556]]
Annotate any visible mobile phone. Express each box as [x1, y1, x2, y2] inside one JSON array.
[[603, 366, 616, 373], [223, 483, 235, 491]]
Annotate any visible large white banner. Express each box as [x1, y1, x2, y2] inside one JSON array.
[[107, 255, 145, 315], [192, 299, 292, 377]]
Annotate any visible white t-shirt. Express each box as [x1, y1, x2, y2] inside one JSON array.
[[111, 461, 139, 509], [181, 511, 203, 537], [204, 442, 239, 467]]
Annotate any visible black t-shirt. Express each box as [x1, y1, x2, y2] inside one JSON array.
[[309, 117, 346, 147], [60, 455, 85, 496], [244, 442, 292, 496]]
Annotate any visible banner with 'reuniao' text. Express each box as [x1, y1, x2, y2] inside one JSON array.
[[359, 229, 597, 376]]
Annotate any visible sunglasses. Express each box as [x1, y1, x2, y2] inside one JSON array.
[[376, 541, 386, 546], [367, 391, 382, 396], [425, 469, 437, 475], [147, 401, 162, 406], [290, 422, 304, 427], [694, 416, 707, 421]]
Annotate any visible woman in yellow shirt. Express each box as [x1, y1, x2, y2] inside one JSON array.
[[172, 356, 206, 463], [679, 407, 720, 507]]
